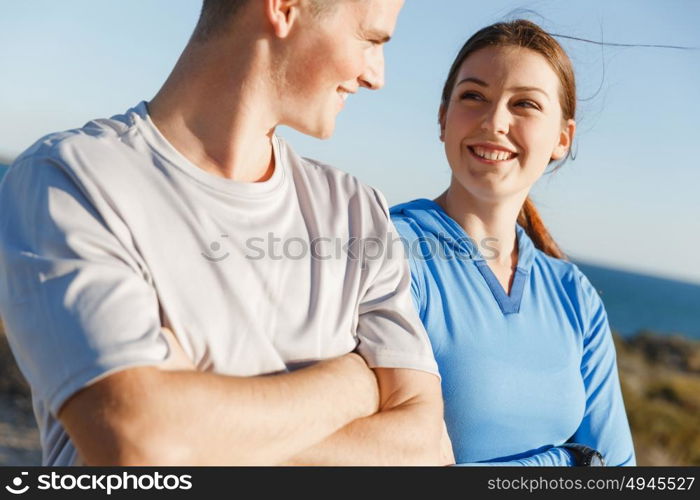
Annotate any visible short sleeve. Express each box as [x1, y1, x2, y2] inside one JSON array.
[[570, 270, 636, 466], [0, 157, 169, 417], [353, 190, 438, 376]]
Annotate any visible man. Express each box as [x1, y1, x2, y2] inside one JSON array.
[[0, 0, 452, 465]]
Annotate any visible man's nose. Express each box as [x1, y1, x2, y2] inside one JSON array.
[[359, 48, 385, 90]]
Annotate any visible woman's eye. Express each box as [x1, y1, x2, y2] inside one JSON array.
[[460, 92, 483, 101], [516, 100, 540, 110]]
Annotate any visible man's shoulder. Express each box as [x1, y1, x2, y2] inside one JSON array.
[[299, 155, 378, 196], [279, 139, 389, 216], [10, 108, 140, 178], [2, 129, 96, 195], [13, 105, 139, 165]]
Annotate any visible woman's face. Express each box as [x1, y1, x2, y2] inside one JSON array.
[[440, 45, 575, 202]]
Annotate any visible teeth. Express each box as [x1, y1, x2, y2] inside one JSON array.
[[338, 91, 349, 101], [472, 146, 514, 161]]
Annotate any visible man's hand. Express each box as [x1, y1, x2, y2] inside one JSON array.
[[341, 352, 380, 416], [283, 367, 446, 465]]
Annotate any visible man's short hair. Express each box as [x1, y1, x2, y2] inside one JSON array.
[[192, 0, 349, 43], [192, 0, 247, 42]]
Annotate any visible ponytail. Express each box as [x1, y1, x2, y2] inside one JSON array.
[[517, 197, 566, 260]]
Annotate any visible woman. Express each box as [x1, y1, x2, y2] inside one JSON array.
[[390, 20, 635, 466]]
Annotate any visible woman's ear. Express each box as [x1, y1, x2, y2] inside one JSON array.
[[438, 104, 447, 142], [551, 119, 576, 161], [265, 0, 302, 38]]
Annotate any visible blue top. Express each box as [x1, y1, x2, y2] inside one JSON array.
[[390, 199, 635, 466]]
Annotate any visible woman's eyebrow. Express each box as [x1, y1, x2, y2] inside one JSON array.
[[455, 77, 488, 87], [509, 86, 550, 99], [456, 77, 550, 99]]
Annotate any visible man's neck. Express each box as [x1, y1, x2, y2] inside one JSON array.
[[148, 37, 278, 182]]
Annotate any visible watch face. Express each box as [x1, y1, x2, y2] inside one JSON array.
[[589, 453, 605, 467], [562, 444, 606, 466]]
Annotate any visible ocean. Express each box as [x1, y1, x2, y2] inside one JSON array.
[[0, 163, 698, 340], [576, 262, 700, 340]]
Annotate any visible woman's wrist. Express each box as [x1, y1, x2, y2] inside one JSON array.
[[560, 443, 606, 466]]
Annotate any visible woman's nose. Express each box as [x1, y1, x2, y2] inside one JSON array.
[[481, 103, 510, 135]]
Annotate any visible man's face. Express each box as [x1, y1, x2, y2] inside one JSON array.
[[277, 0, 404, 139]]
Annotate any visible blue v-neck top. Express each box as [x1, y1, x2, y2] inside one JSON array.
[[390, 199, 635, 466]]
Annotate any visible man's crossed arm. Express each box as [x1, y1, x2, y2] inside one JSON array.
[[59, 329, 452, 466]]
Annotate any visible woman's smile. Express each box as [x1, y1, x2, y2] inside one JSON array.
[[467, 144, 518, 165]]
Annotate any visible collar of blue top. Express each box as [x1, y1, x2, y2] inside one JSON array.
[[403, 199, 537, 315]]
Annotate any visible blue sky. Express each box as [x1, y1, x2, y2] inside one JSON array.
[[1, 0, 699, 283]]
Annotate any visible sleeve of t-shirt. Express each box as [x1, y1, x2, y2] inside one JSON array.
[[353, 190, 439, 376], [569, 270, 636, 466], [0, 156, 169, 417]]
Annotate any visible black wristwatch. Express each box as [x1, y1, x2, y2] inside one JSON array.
[[560, 443, 606, 466]]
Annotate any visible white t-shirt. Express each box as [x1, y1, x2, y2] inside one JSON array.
[[0, 102, 438, 466]]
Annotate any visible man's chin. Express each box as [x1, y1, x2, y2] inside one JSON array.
[[294, 122, 336, 140], [315, 129, 335, 140], [296, 126, 335, 140]]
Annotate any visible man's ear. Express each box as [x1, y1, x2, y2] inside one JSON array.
[[265, 0, 302, 38], [551, 118, 576, 161], [438, 104, 447, 142]]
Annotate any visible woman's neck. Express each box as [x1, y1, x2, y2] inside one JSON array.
[[435, 180, 527, 269]]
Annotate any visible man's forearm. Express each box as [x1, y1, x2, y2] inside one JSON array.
[[283, 369, 450, 466], [63, 353, 378, 465], [284, 401, 444, 465]]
